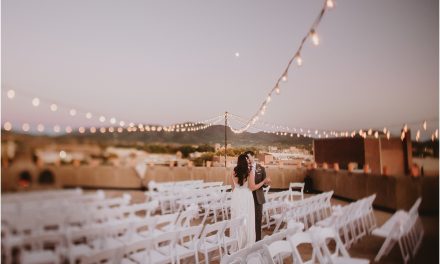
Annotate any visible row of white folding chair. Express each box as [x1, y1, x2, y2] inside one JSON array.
[[220, 221, 304, 264], [80, 216, 244, 264], [2, 191, 119, 226], [12, 209, 190, 264], [262, 191, 291, 228], [2, 188, 84, 204], [264, 226, 369, 264], [2, 200, 159, 263], [373, 197, 423, 263], [316, 194, 376, 248], [269, 191, 333, 231]]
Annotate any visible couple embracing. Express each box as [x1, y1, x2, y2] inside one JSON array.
[[230, 151, 271, 249]]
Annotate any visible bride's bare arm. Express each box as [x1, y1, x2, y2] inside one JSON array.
[[249, 169, 266, 191], [231, 171, 237, 191]]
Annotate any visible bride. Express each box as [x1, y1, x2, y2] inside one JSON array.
[[230, 153, 270, 249]]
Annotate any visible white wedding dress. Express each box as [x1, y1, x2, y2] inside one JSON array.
[[230, 178, 256, 249]]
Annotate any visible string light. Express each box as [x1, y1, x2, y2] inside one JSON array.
[[90, 127, 96, 133], [37, 124, 44, 132], [53, 125, 61, 133], [295, 54, 303, 66], [119, 121, 125, 127], [86, 112, 92, 119], [423, 120, 427, 130], [32, 98, 40, 107], [79, 127, 85, 133], [99, 116, 106, 123], [70, 109, 77, 116], [310, 29, 320, 46], [326, 0, 335, 8], [65, 126, 72, 133], [7, 90, 15, 99], [22, 123, 30, 132], [416, 130, 420, 142], [50, 104, 58, 112], [4, 122, 12, 131]]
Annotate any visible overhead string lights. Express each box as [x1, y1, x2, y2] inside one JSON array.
[[231, 0, 334, 134], [3, 88, 224, 135]]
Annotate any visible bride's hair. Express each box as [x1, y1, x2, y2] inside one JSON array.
[[234, 153, 250, 186]]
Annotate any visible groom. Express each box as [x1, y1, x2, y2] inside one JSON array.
[[245, 151, 270, 241]]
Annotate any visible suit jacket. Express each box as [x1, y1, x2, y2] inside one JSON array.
[[252, 164, 267, 205]]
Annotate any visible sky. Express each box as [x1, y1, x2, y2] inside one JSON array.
[[1, 0, 439, 137]]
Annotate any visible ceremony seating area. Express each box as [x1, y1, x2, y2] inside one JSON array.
[[1, 180, 429, 264]]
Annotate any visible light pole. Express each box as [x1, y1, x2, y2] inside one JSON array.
[[224, 111, 228, 167]]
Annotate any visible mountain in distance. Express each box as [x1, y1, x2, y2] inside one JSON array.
[[2, 125, 314, 149]]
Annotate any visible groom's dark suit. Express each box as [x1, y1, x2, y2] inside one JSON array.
[[252, 164, 266, 241]]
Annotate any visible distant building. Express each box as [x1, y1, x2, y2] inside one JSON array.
[[313, 131, 413, 175]]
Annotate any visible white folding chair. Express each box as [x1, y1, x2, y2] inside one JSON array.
[[175, 225, 203, 264], [20, 232, 65, 264], [145, 231, 178, 264], [66, 226, 102, 264], [80, 247, 120, 264], [289, 182, 304, 201], [198, 220, 227, 264], [121, 237, 153, 264], [263, 239, 294, 264], [222, 217, 245, 254], [309, 226, 369, 264], [287, 231, 319, 264]]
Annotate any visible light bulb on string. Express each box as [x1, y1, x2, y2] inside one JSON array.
[[119, 121, 125, 127], [100, 127, 106, 133], [368, 129, 372, 136], [295, 54, 303, 66], [90, 127, 96, 133], [22, 123, 30, 132], [400, 131, 405, 141], [326, 0, 334, 8], [403, 124, 408, 133], [79, 127, 85, 134], [383, 127, 387, 134], [281, 73, 288, 82], [7, 90, 15, 99], [69, 109, 77, 116], [109, 127, 114, 133], [86, 113, 92, 119], [37, 124, 44, 132], [4, 122, 12, 131], [387, 131, 390, 140], [117, 127, 123, 133], [99, 116, 106, 123], [50, 104, 58, 112], [32, 98, 40, 107], [53, 125, 61, 133], [374, 131, 378, 138], [416, 130, 420, 142], [423, 121, 427, 130], [435, 129, 439, 139], [65, 126, 72, 134], [275, 86, 280, 94], [310, 29, 320, 46]]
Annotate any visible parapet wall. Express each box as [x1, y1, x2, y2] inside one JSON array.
[[310, 169, 438, 214], [2, 164, 437, 214]]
